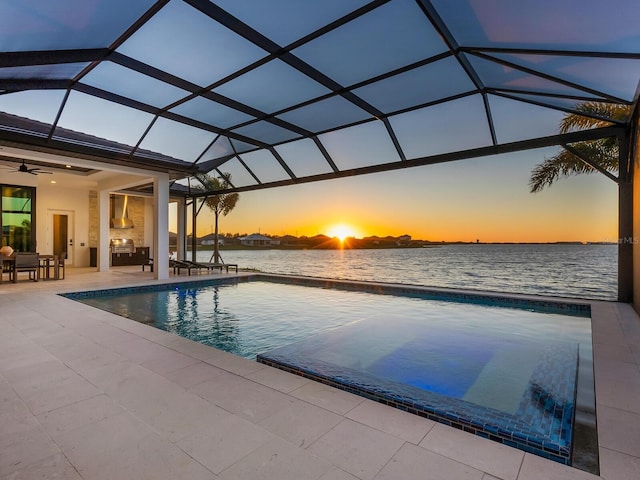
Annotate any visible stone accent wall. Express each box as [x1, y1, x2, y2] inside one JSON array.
[[88, 192, 147, 248], [121, 195, 146, 247], [88, 191, 98, 248]]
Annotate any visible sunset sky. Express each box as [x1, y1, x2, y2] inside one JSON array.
[[0, 1, 633, 246], [1, 0, 632, 247], [182, 145, 618, 244]]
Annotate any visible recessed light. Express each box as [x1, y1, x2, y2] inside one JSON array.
[[65, 165, 71, 168], [50, 180, 56, 184]]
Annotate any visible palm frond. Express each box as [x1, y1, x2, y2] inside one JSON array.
[[529, 140, 619, 193], [193, 172, 240, 216], [530, 101, 628, 192], [559, 102, 632, 133], [530, 151, 593, 193]]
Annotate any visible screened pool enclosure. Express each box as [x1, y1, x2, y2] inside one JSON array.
[[0, 0, 639, 296]]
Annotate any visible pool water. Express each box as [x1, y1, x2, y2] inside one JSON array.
[[64, 275, 593, 467]]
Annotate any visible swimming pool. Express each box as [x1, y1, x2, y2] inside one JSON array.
[[63, 274, 595, 469]]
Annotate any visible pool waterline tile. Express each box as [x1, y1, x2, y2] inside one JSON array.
[[62, 273, 593, 317]]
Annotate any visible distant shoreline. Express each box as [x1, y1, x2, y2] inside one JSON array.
[[182, 241, 615, 251]]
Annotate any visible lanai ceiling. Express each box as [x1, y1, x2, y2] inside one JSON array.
[[1, 0, 639, 194]]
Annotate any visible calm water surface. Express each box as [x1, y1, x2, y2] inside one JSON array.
[[197, 244, 616, 301]]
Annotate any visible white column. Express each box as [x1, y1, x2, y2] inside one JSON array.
[[98, 190, 110, 272], [153, 173, 170, 280], [176, 198, 186, 261]]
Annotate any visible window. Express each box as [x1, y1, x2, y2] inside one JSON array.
[[1, 185, 35, 252]]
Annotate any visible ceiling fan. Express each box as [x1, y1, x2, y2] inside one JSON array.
[[6, 160, 53, 175]]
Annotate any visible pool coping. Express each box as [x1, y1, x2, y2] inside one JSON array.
[[2, 267, 638, 480], [61, 272, 595, 470]]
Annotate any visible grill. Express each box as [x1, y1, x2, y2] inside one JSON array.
[[110, 238, 135, 254]]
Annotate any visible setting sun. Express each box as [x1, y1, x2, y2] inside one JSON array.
[[326, 224, 359, 242]]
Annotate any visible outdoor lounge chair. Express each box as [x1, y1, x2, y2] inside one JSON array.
[[10, 252, 40, 283], [196, 262, 239, 273], [170, 259, 210, 275], [182, 260, 219, 274]]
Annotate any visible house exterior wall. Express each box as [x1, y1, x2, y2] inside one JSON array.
[[35, 183, 91, 267], [5, 168, 168, 271]]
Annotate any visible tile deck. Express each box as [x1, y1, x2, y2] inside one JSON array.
[[1, 266, 639, 480]]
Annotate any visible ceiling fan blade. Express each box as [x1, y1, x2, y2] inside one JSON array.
[[3, 160, 54, 174]]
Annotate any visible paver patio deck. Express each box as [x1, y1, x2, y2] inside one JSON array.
[[1, 267, 639, 479]]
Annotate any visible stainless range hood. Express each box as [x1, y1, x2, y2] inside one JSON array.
[[110, 194, 134, 229], [110, 217, 134, 229]]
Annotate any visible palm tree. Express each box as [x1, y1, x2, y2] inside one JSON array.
[[529, 102, 632, 193], [194, 173, 239, 264]]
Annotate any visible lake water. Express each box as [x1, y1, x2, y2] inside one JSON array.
[[193, 243, 617, 301]]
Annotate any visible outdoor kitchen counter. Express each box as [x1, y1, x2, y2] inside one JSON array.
[[111, 245, 150, 267]]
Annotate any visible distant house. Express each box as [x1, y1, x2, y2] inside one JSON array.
[[278, 235, 300, 247], [199, 233, 224, 246], [200, 238, 224, 246], [397, 234, 412, 245], [239, 233, 279, 246]]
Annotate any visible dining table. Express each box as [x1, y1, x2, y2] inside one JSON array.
[[0, 253, 63, 283]]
